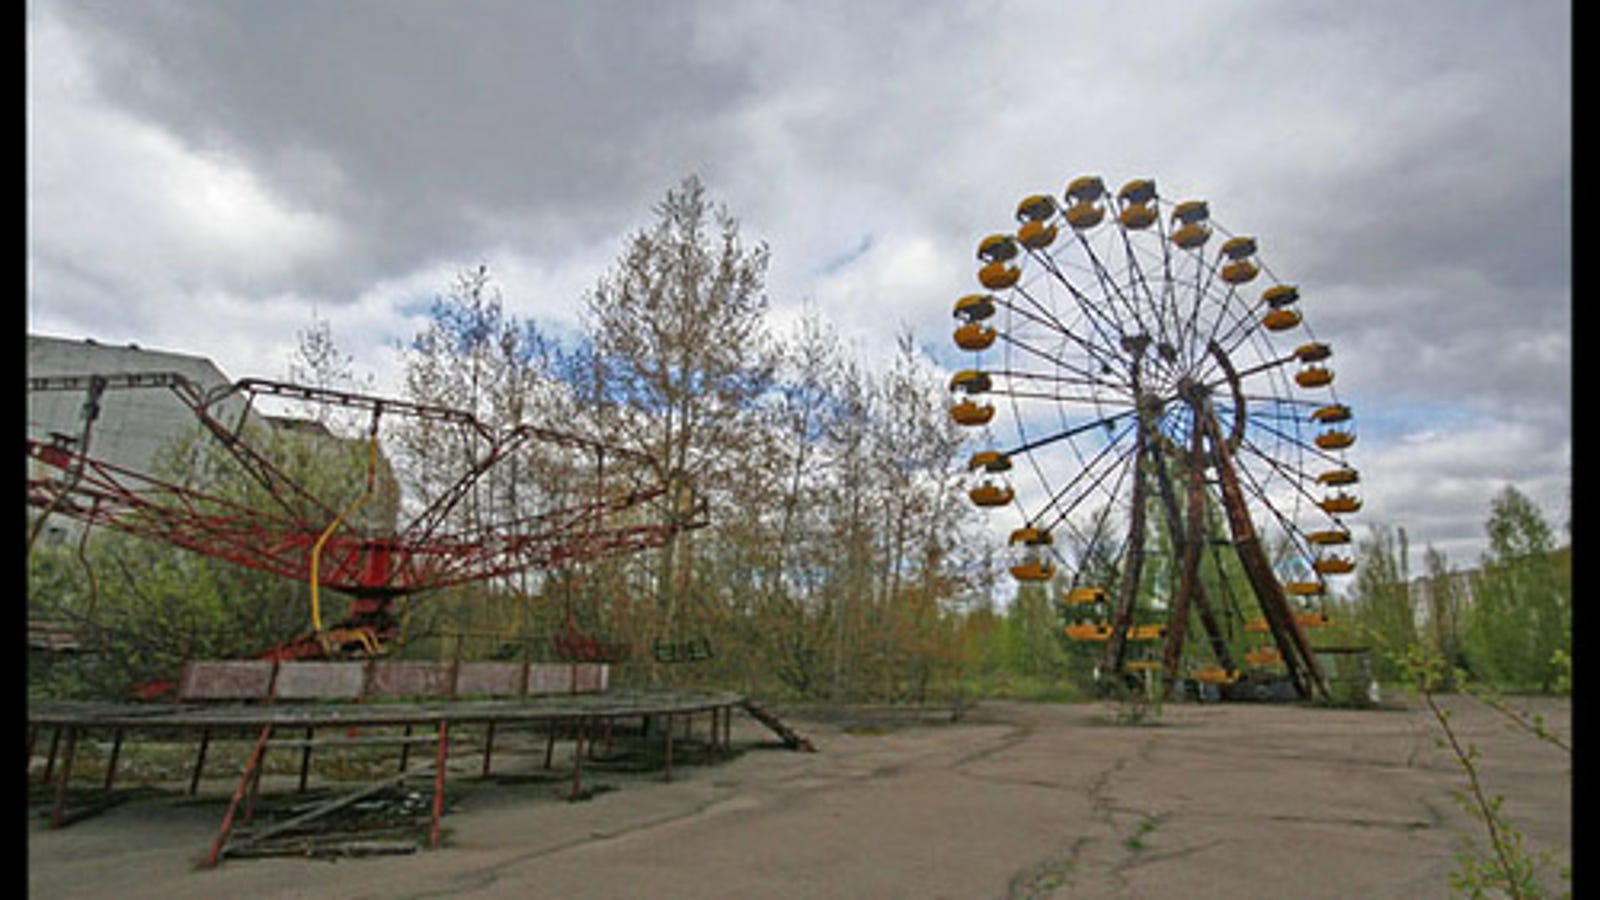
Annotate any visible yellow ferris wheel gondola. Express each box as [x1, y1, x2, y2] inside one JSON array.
[[1016, 194, 1059, 249], [1063, 176, 1107, 230], [1170, 199, 1210, 248], [948, 368, 995, 427], [1008, 526, 1056, 581], [1116, 178, 1158, 230], [976, 234, 1020, 289], [1219, 236, 1260, 285]]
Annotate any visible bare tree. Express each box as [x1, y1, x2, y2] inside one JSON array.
[[580, 176, 779, 627]]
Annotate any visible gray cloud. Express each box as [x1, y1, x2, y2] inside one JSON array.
[[27, 0, 1570, 564], [46, 0, 751, 291]]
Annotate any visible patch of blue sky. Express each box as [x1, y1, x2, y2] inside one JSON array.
[[1337, 396, 1484, 446], [815, 234, 874, 277], [394, 294, 439, 321], [926, 337, 973, 374], [528, 315, 587, 350]]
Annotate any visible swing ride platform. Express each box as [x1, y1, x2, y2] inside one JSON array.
[[27, 658, 817, 867]]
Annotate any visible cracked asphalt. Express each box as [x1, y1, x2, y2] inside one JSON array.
[[27, 695, 1570, 899]]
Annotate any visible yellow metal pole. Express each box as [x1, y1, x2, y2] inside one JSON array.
[[309, 417, 381, 642]]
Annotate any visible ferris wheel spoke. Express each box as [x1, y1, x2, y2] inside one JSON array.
[[996, 332, 1125, 388], [1249, 416, 1353, 473], [1232, 435, 1337, 529], [997, 288, 1127, 378], [1224, 436, 1324, 560], [1070, 501, 1119, 552], [1034, 418, 1140, 533], [989, 389, 1137, 407], [1027, 247, 1125, 336], [990, 366, 1134, 390], [1213, 295, 1275, 357], [1115, 223, 1172, 346], [1018, 418, 1132, 524], [1070, 229, 1150, 338], [1191, 229, 1262, 356], [1000, 407, 1137, 459], [1176, 254, 1226, 373], [1197, 285, 1258, 369], [1080, 506, 1125, 578], [1154, 219, 1192, 360], [995, 287, 1085, 339], [1023, 254, 1137, 371], [1200, 350, 1300, 390], [1234, 392, 1326, 421]]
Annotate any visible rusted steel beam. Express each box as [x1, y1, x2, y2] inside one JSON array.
[[1161, 416, 1208, 681], [1198, 400, 1329, 701], [481, 722, 497, 777], [298, 727, 315, 792], [189, 728, 211, 795], [429, 721, 450, 850], [398, 724, 414, 773], [663, 713, 675, 783], [103, 728, 124, 791], [50, 728, 78, 830], [1147, 422, 1235, 673], [41, 727, 61, 784], [569, 718, 587, 802], [243, 740, 269, 827], [1102, 414, 1149, 679], [202, 723, 275, 868]]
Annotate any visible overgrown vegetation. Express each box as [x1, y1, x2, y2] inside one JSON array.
[[25, 177, 1569, 720], [1329, 486, 1570, 694], [1401, 646, 1570, 898]]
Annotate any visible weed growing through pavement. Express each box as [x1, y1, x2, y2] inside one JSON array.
[[1099, 668, 1165, 726], [1123, 816, 1160, 853], [1400, 646, 1569, 899]]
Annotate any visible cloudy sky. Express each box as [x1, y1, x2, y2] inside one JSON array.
[[27, 0, 1570, 568]]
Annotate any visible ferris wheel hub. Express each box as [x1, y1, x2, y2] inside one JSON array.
[[1136, 392, 1165, 418], [1175, 375, 1211, 406]]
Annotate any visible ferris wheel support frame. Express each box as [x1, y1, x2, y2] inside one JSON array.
[[1100, 365, 1150, 677], [1094, 340, 1328, 701], [1198, 393, 1330, 701], [1160, 399, 1209, 681], [1146, 405, 1236, 676]]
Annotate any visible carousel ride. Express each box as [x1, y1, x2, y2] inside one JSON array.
[[26, 370, 705, 691]]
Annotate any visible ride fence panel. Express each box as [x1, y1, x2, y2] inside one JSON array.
[[365, 662, 456, 699], [178, 661, 278, 702], [273, 662, 367, 701]]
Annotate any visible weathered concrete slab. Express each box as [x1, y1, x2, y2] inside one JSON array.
[[28, 696, 1570, 900]]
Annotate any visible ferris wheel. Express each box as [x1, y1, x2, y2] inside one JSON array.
[[949, 175, 1360, 701]]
